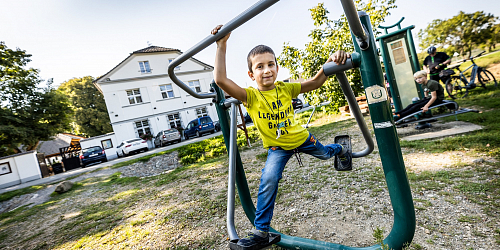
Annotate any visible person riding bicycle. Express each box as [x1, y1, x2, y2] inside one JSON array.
[[423, 46, 451, 84]]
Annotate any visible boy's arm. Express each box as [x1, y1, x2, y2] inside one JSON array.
[[422, 91, 437, 112], [212, 25, 247, 103], [300, 51, 350, 93]]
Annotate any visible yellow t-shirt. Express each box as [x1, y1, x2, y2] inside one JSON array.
[[244, 81, 309, 150]]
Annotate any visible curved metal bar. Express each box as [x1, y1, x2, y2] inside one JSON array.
[[340, 0, 369, 50], [336, 72, 374, 158], [167, 0, 280, 99], [323, 52, 361, 76], [340, 0, 367, 40], [226, 102, 239, 241], [378, 17, 405, 34]]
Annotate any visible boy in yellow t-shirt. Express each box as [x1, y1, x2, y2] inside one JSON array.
[[211, 25, 351, 248]]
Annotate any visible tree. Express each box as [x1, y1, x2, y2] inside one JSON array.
[[0, 42, 73, 156], [58, 76, 112, 137], [418, 11, 498, 58], [278, 0, 396, 110]]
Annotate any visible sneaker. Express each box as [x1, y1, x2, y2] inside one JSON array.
[[237, 228, 269, 248], [338, 151, 352, 170]]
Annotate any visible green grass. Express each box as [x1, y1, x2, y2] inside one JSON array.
[[1, 90, 500, 249], [0, 185, 46, 202], [400, 88, 500, 157], [453, 50, 500, 74]]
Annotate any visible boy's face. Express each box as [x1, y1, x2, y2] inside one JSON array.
[[415, 76, 427, 84], [248, 52, 278, 90]]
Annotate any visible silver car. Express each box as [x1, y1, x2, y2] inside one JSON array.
[[154, 128, 182, 147]]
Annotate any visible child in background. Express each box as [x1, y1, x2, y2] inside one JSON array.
[[394, 70, 444, 120]]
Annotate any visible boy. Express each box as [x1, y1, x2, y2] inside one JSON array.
[[211, 25, 352, 248], [394, 70, 444, 120]]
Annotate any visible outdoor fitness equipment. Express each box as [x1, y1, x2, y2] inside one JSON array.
[[167, 0, 415, 249], [377, 18, 478, 129]]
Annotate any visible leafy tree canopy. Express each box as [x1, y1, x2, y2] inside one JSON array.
[[58, 76, 112, 137], [418, 11, 499, 59], [278, 0, 396, 110], [0, 42, 72, 156]]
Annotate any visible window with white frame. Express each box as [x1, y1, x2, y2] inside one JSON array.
[[167, 113, 182, 128], [135, 119, 151, 136], [168, 59, 181, 70], [196, 107, 208, 118], [160, 84, 174, 99], [139, 61, 151, 73], [188, 80, 202, 93], [126, 89, 143, 104]]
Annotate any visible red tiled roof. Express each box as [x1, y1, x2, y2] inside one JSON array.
[[132, 46, 180, 54]]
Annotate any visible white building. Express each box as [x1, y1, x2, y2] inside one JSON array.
[[93, 46, 217, 145]]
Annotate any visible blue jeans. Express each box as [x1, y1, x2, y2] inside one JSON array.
[[254, 133, 343, 232]]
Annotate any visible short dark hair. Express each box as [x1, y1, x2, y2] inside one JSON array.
[[247, 45, 277, 72]]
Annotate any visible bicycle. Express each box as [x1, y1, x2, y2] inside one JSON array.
[[445, 51, 497, 99]]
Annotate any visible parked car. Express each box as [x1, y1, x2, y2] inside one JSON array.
[[184, 116, 216, 139], [244, 112, 253, 124], [292, 98, 303, 110], [80, 146, 107, 167], [214, 121, 221, 132], [116, 138, 149, 157], [154, 128, 182, 147]]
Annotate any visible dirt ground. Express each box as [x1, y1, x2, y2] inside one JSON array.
[[1, 73, 499, 249], [487, 62, 500, 78]]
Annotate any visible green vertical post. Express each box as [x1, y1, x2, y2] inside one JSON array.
[[353, 12, 415, 249], [211, 82, 257, 223]]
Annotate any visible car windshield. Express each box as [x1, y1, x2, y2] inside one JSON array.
[[165, 128, 178, 133], [82, 146, 102, 154]]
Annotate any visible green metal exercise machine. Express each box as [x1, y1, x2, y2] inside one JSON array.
[[167, 0, 415, 249], [377, 18, 478, 129]]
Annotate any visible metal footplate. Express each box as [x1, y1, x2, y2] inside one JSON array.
[[334, 135, 352, 171], [229, 233, 281, 250]]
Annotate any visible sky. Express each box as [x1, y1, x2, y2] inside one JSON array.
[[1, 0, 499, 90]]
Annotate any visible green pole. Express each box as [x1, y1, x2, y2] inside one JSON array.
[[211, 82, 257, 223], [352, 13, 415, 249]]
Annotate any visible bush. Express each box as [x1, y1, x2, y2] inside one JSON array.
[[177, 126, 261, 165]]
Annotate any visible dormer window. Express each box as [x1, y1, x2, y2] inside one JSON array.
[[139, 61, 151, 73], [168, 59, 181, 70]]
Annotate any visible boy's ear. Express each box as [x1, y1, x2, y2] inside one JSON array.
[[248, 71, 255, 81]]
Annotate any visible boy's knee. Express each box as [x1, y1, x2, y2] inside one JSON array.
[[261, 170, 280, 186]]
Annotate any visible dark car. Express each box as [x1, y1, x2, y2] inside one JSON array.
[[214, 121, 221, 132], [244, 113, 252, 124], [184, 116, 216, 139], [154, 128, 182, 147], [80, 146, 107, 167], [292, 98, 303, 110]]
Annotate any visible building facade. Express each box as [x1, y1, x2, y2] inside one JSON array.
[[94, 46, 217, 145]]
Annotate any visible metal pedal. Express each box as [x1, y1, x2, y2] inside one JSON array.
[[334, 135, 352, 171], [229, 233, 281, 250]]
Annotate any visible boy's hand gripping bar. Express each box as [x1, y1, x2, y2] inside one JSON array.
[[167, 0, 280, 99]]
